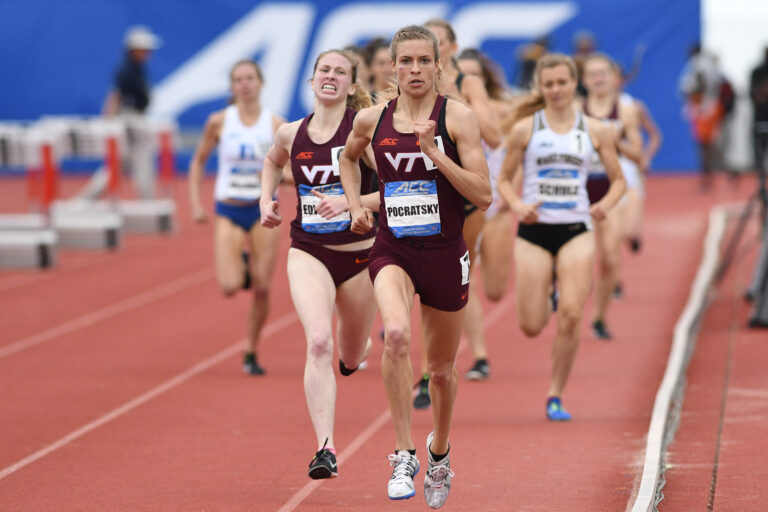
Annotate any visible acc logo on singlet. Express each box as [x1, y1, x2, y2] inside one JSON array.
[[385, 136, 445, 173], [299, 145, 344, 184]]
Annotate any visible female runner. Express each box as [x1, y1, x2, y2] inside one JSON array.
[[340, 25, 491, 507], [188, 60, 285, 375], [259, 49, 379, 479], [498, 53, 625, 420]]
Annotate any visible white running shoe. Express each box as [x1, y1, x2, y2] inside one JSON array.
[[387, 450, 419, 500], [424, 432, 454, 509]]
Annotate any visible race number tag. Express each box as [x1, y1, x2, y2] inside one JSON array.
[[299, 183, 350, 233], [225, 166, 262, 200], [330, 145, 343, 176], [459, 250, 470, 285], [537, 169, 580, 210], [384, 180, 440, 238], [421, 136, 445, 170]]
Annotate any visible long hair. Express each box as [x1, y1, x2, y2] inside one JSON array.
[[457, 48, 508, 100], [312, 49, 372, 111], [512, 53, 577, 124]]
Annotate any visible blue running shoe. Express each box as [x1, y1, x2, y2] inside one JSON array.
[[546, 397, 571, 421]]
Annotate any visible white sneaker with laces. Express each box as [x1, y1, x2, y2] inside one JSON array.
[[424, 432, 454, 509], [387, 450, 419, 500]]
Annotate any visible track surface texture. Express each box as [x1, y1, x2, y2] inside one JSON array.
[[0, 173, 762, 511]]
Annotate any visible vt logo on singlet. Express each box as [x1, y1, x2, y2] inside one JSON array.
[[300, 146, 344, 184], [384, 136, 445, 173]]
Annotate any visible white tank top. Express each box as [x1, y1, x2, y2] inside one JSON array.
[[522, 109, 594, 225], [214, 104, 274, 201]]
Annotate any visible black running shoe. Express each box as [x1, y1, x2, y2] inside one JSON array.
[[465, 359, 490, 380], [243, 352, 265, 375], [592, 320, 613, 340], [413, 374, 431, 410], [308, 439, 338, 479], [629, 237, 642, 253], [242, 251, 252, 290]]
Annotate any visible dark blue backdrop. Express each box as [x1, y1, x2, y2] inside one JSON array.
[[0, 0, 700, 170]]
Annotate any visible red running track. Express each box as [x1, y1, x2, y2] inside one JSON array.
[[0, 173, 758, 511]]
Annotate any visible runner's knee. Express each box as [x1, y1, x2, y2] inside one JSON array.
[[383, 322, 410, 358], [307, 331, 334, 362]]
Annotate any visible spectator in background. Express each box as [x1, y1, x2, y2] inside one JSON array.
[[751, 47, 768, 174], [103, 26, 162, 116], [679, 45, 729, 190], [79, 26, 163, 200]]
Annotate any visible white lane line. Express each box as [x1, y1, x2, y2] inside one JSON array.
[[276, 291, 515, 512], [629, 206, 727, 512], [276, 410, 391, 512], [0, 311, 298, 482], [0, 268, 213, 359]]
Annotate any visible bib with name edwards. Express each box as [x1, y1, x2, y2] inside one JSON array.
[[298, 183, 351, 233]]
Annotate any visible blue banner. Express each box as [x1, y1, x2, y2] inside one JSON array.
[[0, 0, 700, 170]]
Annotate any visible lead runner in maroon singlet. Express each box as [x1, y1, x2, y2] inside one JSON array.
[[260, 49, 380, 481], [339, 25, 490, 508]]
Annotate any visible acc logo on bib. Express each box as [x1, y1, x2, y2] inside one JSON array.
[[384, 180, 440, 238]]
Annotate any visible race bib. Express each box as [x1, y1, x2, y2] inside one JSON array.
[[459, 250, 470, 285], [537, 169, 580, 210], [384, 180, 440, 238], [421, 136, 445, 170], [299, 183, 350, 233], [225, 166, 262, 200]]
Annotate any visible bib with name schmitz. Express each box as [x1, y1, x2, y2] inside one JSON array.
[[521, 109, 594, 226]]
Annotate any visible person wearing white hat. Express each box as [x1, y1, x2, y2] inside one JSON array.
[[104, 25, 162, 116], [78, 26, 163, 200]]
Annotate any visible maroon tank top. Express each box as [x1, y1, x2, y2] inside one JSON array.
[[290, 108, 375, 245], [372, 95, 465, 246], [583, 98, 623, 135]]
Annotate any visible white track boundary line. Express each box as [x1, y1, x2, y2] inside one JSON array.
[[630, 206, 728, 512], [0, 267, 213, 359], [0, 311, 298, 481], [276, 290, 515, 512]]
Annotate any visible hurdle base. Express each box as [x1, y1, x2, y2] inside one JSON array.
[[50, 200, 122, 250], [0, 229, 57, 268], [0, 213, 47, 230], [118, 199, 176, 233]]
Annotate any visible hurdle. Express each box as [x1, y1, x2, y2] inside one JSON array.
[[0, 124, 58, 268], [32, 118, 124, 250], [64, 116, 177, 234]]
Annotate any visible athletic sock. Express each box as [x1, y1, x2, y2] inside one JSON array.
[[429, 446, 449, 462], [338, 359, 358, 376]]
